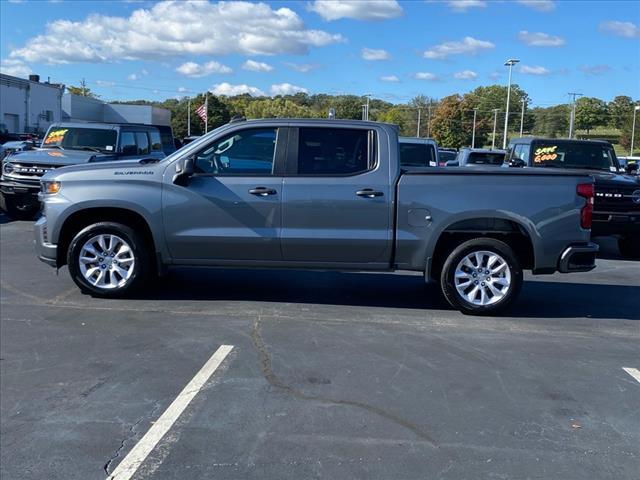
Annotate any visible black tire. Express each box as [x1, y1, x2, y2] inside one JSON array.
[[618, 235, 640, 260], [1, 194, 39, 220], [67, 222, 152, 297], [440, 238, 523, 316]]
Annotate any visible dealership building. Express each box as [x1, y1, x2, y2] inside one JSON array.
[[1, 72, 171, 136], [0, 73, 65, 134]]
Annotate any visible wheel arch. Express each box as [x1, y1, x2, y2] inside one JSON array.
[[426, 215, 537, 281], [56, 207, 157, 269]]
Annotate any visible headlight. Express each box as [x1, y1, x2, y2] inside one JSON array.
[[42, 181, 61, 194], [2, 162, 14, 175]]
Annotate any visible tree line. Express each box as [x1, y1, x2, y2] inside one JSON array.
[[102, 85, 638, 152]]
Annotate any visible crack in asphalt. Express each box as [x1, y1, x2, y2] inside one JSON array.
[[250, 315, 438, 448], [103, 402, 162, 477]]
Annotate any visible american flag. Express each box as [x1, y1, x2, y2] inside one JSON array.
[[195, 97, 207, 124]]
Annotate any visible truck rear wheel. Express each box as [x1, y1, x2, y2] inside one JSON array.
[[618, 235, 640, 260], [1, 194, 40, 220], [67, 222, 152, 297], [440, 238, 523, 316]]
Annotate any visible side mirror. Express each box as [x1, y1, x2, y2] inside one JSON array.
[[509, 158, 526, 168], [173, 156, 195, 186], [625, 163, 638, 175]]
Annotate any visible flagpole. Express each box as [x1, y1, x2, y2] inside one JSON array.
[[204, 92, 208, 134]]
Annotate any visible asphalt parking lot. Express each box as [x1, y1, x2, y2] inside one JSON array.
[[1, 214, 639, 480]]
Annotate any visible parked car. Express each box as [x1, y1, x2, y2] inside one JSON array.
[[34, 119, 597, 315], [0, 122, 169, 220], [450, 148, 507, 167], [507, 137, 640, 259], [618, 156, 639, 173], [1, 140, 36, 160], [438, 148, 457, 166], [399, 137, 439, 167]]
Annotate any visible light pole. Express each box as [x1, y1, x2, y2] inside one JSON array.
[[416, 107, 421, 137], [187, 98, 191, 137], [363, 94, 372, 121], [519, 99, 526, 137], [568, 92, 582, 139], [503, 59, 519, 149], [631, 105, 640, 155], [491, 108, 498, 150], [471, 108, 478, 148]]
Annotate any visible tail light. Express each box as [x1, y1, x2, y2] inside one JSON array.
[[577, 183, 594, 229]]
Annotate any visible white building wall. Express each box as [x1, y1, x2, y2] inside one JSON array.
[[0, 74, 64, 134]]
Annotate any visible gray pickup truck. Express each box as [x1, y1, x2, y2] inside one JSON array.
[[34, 119, 598, 315]]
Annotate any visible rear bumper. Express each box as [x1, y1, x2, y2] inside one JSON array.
[[558, 242, 598, 273], [34, 216, 58, 267]]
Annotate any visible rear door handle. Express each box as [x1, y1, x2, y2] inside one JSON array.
[[249, 187, 277, 196], [356, 189, 384, 198]]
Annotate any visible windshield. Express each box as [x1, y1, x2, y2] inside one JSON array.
[[400, 143, 436, 167], [531, 141, 618, 171], [467, 152, 505, 165], [42, 127, 117, 153]]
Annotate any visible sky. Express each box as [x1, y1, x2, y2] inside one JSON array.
[[0, 0, 638, 107]]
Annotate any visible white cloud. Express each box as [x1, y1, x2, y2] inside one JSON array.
[[413, 72, 438, 81], [518, 30, 565, 47], [308, 0, 403, 21], [453, 70, 477, 80], [599, 21, 640, 38], [176, 61, 232, 77], [423, 36, 494, 59], [488, 71, 502, 80], [519, 65, 551, 75], [8, 1, 344, 65], [283, 62, 319, 73], [579, 65, 611, 75], [242, 59, 274, 72], [446, 1, 486, 12], [141, 68, 149, 75], [209, 82, 265, 96], [361, 48, 390, 61], [96, 80, 115, 87], [177, 86, 188, 93], [0, 58, 31, 77], [270, 83, 308, 95], [380, 75, 400, 82], [516, 0, 555, 12], [127, 73, 139, 81]]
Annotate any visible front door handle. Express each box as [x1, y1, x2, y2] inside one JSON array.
[[356, 189, 384, 198], [249, 187, 277, 196]]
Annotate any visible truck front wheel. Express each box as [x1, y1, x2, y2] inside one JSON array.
[[618, 235, 640, 260], [67, 222, 152, 297], [440, 238, 523, 316]]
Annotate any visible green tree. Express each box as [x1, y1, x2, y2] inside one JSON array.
[[377, 107, 414, 136], [430, 94, 470, 148], [531, 105, 570, 138], [66, 78, 99, 99], [574, 97, 609, 134]]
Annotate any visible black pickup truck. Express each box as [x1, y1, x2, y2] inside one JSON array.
[[507, 137, 640, 259]]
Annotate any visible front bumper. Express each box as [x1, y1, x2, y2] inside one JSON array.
[[0, 176, 40, 197], [34, 216, 57, 267], [558, 242, 598, 273], [592, 210, 640, 236]]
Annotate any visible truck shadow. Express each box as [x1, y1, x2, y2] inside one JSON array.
[[146, 268, 640, 321]]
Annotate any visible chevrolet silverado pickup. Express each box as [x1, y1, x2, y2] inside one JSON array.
[[34, 119, 598, 315], [1, 122, 170, 219], [507, 137, 640, 259]]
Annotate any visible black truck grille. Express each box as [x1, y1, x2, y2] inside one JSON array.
[[595, 186, 640, 213]]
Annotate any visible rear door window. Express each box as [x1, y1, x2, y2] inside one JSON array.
[[400, 143, 435, 167], [135, 132, 150, 155], [297, 128, 373, 175], [149, 130, 163, 152]]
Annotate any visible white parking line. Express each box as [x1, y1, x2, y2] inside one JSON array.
[[622, 367, 640, 384], [106, 345, 234, 480]]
